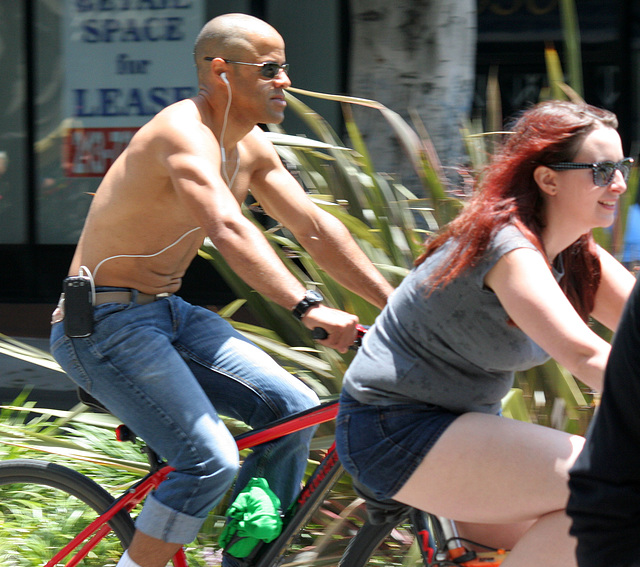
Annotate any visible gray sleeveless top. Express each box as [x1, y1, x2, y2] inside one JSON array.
[[343, 225, 562, 415]]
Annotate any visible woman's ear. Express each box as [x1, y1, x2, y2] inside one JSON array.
[[534, 165, 559, 196]]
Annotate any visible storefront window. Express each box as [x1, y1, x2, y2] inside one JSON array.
[[0, 3, 28, 244], [11, 0, 340, 247], [35, 0, 204, 244]]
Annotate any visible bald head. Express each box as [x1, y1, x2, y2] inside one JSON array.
[[194, 13, 282, 74]]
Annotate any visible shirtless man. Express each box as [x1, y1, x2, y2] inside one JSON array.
[[50, 13, 392, 567]]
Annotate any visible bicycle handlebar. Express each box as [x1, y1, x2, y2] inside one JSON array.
[[312, 323, 368, 349]]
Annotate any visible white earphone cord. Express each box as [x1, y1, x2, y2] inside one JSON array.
[[77, 76, 235, 300], [79, 226, 203, 303], [220, 75, 240, 188]]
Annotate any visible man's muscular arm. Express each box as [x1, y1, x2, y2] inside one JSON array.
[[161, 112, 359, 352], [291, 210, 393, 310], [246, 127, 394, 310]]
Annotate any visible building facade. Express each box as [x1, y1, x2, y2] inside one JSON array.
[[1, 0, 638, 334]]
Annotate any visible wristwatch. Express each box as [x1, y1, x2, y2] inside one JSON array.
[[292, 290, 324, 320]]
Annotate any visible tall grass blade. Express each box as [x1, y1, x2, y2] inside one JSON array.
[[559, 0, 584, 97]]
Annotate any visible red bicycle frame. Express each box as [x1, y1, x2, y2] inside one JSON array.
[[46, 399, 341, 567]]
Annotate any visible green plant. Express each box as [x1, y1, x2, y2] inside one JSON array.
[[0, 394, 240, 566], [0, 392, 394, 566], [202, 80, 612, 433], [199, 88, 465, 400]]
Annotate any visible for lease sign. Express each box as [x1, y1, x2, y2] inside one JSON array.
[[63, 0, 203, 177]]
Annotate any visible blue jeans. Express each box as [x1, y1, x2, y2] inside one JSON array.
[[50, 291, 319, 547]]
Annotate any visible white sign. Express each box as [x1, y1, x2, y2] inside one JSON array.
[[63, 0, 204, 177]]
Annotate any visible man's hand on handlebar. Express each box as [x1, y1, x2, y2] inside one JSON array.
[[300, 304, 358, 353]]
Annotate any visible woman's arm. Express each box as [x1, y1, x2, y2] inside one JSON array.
[[590, 246, 636, 330], [484, 247, 629, 392], [246, 128, 394, 309]]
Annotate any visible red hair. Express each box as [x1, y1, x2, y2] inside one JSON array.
[[416, 100, 618, 320]]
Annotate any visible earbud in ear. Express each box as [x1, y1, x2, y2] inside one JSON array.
[[221, 72, 229, 85]]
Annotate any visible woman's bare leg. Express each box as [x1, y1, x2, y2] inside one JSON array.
[[454, 519, 534, 551], [392, 412, 584, 567], [502, 510, 576, 566]]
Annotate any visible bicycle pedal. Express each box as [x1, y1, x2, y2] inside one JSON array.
[[451, 549, 477, 564], [115, 424, 136, 443], [458, 550, 507, 566]]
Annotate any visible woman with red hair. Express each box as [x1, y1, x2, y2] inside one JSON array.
[[336, 100, 636, 566]]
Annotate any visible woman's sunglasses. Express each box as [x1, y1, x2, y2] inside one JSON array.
[[203, 58, 289, 79], [548, 157, 634, 187]]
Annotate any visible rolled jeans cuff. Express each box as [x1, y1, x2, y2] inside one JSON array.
[[136, 493, 205, 544]]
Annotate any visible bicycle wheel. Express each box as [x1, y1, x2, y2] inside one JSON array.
[[340, 512, 510, 567], [271, 471, 427, 567], [337, 509, 435, 567], [0, 459, 135, 567]]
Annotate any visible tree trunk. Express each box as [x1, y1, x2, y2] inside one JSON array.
[[348, 0, 477, 194]]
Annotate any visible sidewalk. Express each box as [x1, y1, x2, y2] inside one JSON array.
[[0, 337, 78, 410]]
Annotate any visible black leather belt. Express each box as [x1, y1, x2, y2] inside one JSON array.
[[94, 291, 172, 306]]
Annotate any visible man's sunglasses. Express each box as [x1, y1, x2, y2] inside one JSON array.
[[203, 58, 289, 79], [548, 157, 634, 187]]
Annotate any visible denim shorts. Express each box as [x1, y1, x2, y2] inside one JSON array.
[[335, 389, 459, 500]]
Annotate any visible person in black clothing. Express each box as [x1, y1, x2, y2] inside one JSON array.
[[568, 275, 640, 567]]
